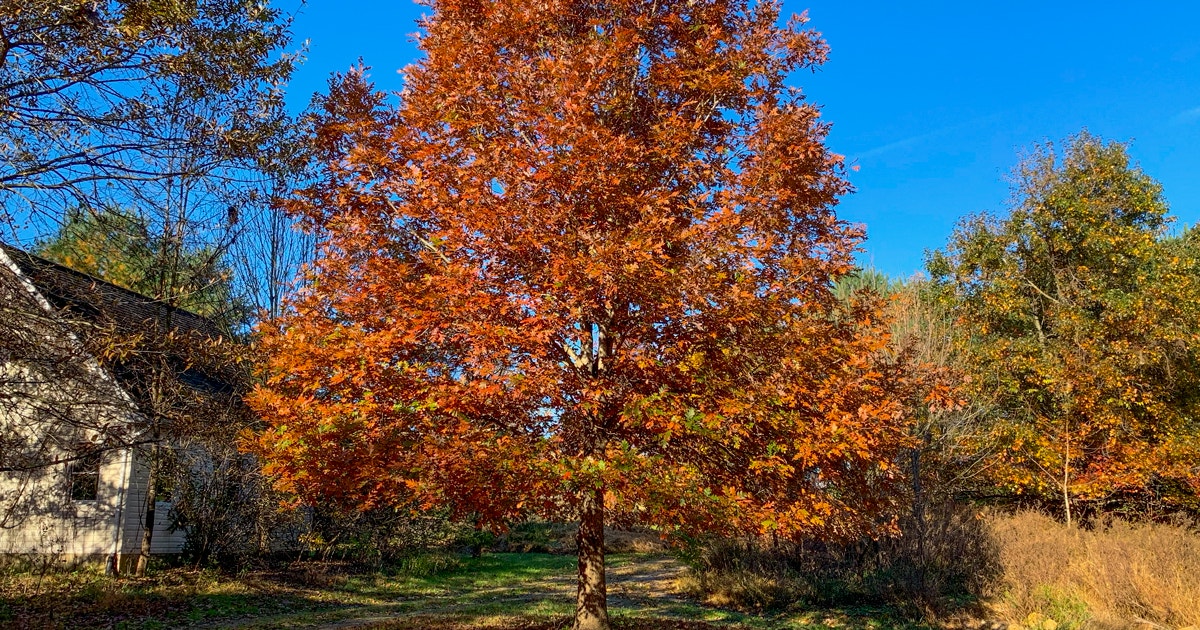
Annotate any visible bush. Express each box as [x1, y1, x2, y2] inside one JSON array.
[[678, 501, 999, 614], [873, 502, 1002, 606], [490, 520, 667, 555], [675, 539, 812, 612], [490, 520, 577, 554], [168, 446, 303, 571], [300, 505, 466, 568]]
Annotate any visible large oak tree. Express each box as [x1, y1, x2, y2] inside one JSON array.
[[251, 1, 920, 627]]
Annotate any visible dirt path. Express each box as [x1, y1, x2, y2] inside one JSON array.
[[607, 555, 691, 607], [315, 555, 691, 629]]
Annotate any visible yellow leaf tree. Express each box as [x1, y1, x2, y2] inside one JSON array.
[[929, 132, 1200, 524]]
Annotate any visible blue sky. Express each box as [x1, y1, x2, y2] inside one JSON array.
[[281, 1, 1200, 278]]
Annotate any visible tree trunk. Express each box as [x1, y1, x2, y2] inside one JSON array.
[[910, 446, 928, 595], [471, 512, 484, 558], [1062, 445, 1072, 529], [136, 444, 159, 577], [1062, 423, 1072, 529], [574, 486, 608, 630]]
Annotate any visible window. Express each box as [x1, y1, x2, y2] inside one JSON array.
[[153, 470, 174, 503], [69, 449, 102, 501]]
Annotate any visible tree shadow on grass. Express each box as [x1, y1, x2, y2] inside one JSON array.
[[0, 553, 953, 629]]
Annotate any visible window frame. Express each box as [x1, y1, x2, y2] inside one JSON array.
[[67, 448, 103, 502]]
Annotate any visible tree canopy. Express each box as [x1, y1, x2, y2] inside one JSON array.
[[250, 1, 925, 627], [1, 0, 312, 323], [0, 0, 297, 215], [928, 132, 1200, 522]]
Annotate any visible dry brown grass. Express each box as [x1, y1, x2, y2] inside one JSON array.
[[987, 510, 1200, 629], [675, 564, 809, 612]]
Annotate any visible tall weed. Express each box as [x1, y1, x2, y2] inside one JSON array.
[[988, 511, 1200, 628]]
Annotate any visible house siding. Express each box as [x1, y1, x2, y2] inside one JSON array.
[[119, 453, 187, 555], [0, 445, 188, 564], [0, 447, 130, 560]]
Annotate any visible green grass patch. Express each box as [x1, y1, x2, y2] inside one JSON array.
[[1, 553, 937, 629]]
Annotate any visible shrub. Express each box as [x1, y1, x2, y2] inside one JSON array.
[[490, 520, 577, 554], [678, 501, 999, 614], [300, 504, 465, 568], [168, 446, 303, 570], [490, 520, 667, 555]]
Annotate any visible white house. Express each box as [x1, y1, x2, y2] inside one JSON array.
[[0, 244, 225, 571]]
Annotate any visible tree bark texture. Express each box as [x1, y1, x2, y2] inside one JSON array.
[[1063, 419, 1072, 529], [574, 486, 608, 630]]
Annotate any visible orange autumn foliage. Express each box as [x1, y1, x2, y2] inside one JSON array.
[[248, 1, 927, 626]]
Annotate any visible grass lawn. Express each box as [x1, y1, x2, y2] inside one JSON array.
[[0, 553, 938, 629]]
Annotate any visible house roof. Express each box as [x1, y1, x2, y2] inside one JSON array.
[[1, 243, 241, 410], [0, 243, 224, 340]]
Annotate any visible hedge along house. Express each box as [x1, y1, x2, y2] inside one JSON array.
[[0, 244, 238, 572]]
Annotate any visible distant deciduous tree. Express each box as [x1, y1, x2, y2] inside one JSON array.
[[1, 0, 313, 326], [0, 0, 298, 217], [928, 132, 1200, 524], [251, 2, 924, 628]]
